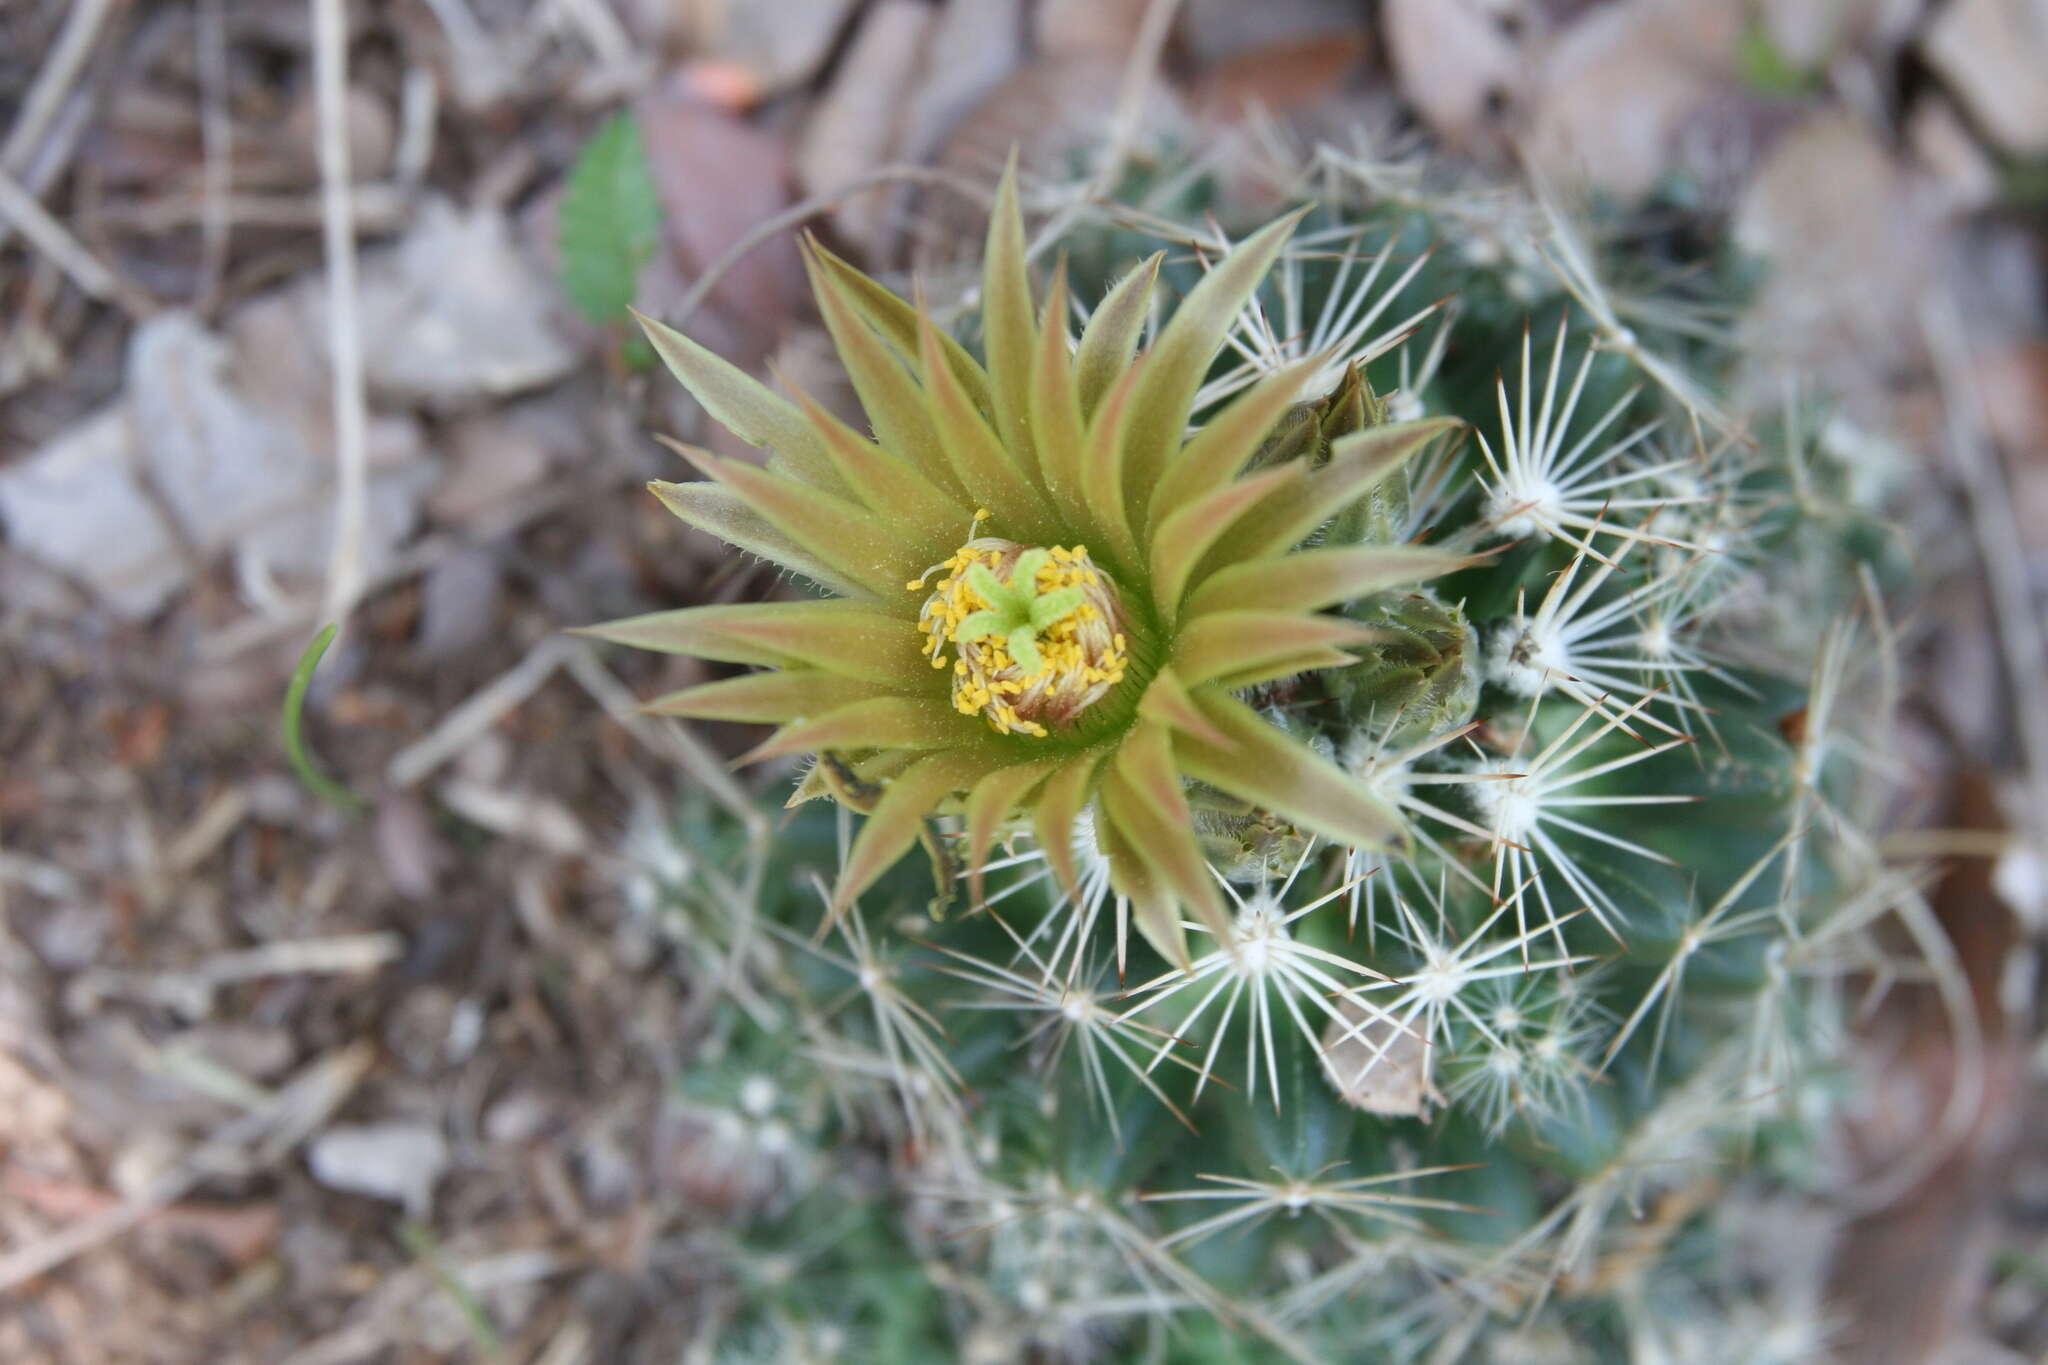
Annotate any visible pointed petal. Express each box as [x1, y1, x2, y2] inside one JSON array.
[[805, 242, 992, 413], [1149, 358, 1315, 528], [739, 695, 977, 764], [981, 155, 1038, 463], [1075, 251, 1161, 419], [1030, 258, 1088, 511], [1149, 464, 1300, 621], [574, 600, 925, 684], [1174, 690, 1407, 852], [1217, 417, 1461, 566], [660, 446, 923, 598], [1135, 666, 1236, 751], [1095, 789, 1188, 970], [962, 757, 1065, 904], [632, 309, 840, 492], [1172, 611, 1379, 688], [1214, 647, 1357, 691], [1120, 210, 1309, 519], [1105, 723, 1230, 939], [1186, 545, 1471, 619], [916, 306, 1056, 531], [802, 240, 956, 494], [1032, 748, 1106, 902], [783, 382, 974, 552], [1077, 361, 1147, 574], [645, 479, 870, 598], [834, 750, 1006, 914], [642, 670, 897, 723]]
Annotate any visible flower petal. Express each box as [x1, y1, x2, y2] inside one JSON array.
[[664, 444, 927, 598], [738, 695, 978, 764], [645, 479, 870, 598], [1186, 545, 1471, 619], [804, 241, 992, 413], [1097, 770, 1191, 970], [917, 307, 1057, 532], [1120, 210, 1309, 521], [632, 308, 841, 493], [1215, 417, 1461, 566], [962, 757, 1066, 905], [1149, 464, 1300, 620], [784, 382, 974, 552], [1148, 357, 1316, 530], [833, 749, 1009, 915], [1032, 748, 1107, 902], [1135, 666, 1237, 751], [1172, 611, 1380, 688], [1174, 689, 1408, 853], [1075, 251, 1162, 419], [1030, 259, 1088, 513], [803, 240, 957, 495], [642, 670, 899, 723], [981, 157, 1038, 464], [575, 600, 925, 683], [1106, 722, 1230, 940]]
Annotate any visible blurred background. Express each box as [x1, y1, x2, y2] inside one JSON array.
[[1, 0, 2045, 1361]]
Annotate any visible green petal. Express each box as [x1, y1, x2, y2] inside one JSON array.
[[575, 600, 925, 683], [1134, 666, 1236, 751], [803, 240, 958, 498], [918, 307, 1057, 533], [1031, 749, 1106, 902], [962, 756, 1065, 905], [1148, 465, 1299, 621], [739, 695, 976, 764], [1148, 357, 1316, 529], [642, 670, 898, 723], [1171, 611, 1379, 688], [1097, 774, 1195, 970], [646, 478, 870, 599], [833, 749, 1008, 915], [669, 447, 924, 598], [1119, 210, 1309, 523], [1075, 251, 1162, 420], [1108, 722, 1230, 939], [805, 242, 992, 414], [1173, 690, 1407, 853], [1077, 361, 1145, 574], [1213, 647, 1359, 691], [632, 309, 841, 493], [1186, 545, 1470, 619], [1030, 259, 1088, 512], [785, 383, 973, 552], [1215, 417, 1461, 566], [981, 156, 1038, 464]]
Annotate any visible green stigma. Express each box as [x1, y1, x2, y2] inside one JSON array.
[[952, 549, 1086, 677]]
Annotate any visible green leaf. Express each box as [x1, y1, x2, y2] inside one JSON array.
[[281, 625, 364, 815], [558, 112, 663, 324]]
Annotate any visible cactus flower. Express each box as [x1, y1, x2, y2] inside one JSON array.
[[583, 169, 1465, 964]]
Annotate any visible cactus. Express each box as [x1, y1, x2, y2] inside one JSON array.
[[595, 154, 1923, 1361]]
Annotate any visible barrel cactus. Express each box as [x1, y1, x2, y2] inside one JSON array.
[[594, 154, 1914, 1362]]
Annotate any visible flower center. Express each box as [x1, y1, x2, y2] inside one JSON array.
[[913, 532, 1128, 737]]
